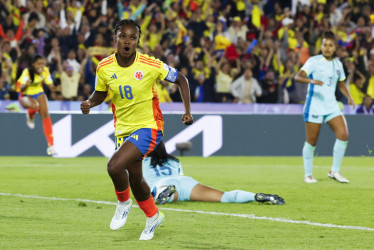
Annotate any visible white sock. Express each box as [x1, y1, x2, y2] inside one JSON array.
[[221, 190, 255, 203], [303, 142, 315, 177], [331, 139, 348, 172], [118, 199, 130, 205]]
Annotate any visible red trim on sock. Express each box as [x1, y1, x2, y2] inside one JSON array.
[[42, 117, 54, 146], [115, 186, 131, 202], [137, 196, 158, 217]]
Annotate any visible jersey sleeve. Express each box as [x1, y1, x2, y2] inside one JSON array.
[[95, 63, 109, 91], [159, 60, 178, 83], [42, 67, 53, 85], [18, 69, 30, 85], [300, 57, 314, 76], [338, 60, 346, 82]]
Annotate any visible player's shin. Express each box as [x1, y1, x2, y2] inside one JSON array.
[[303, 142, 315, 177], [115, 186, 131, 202], [331, 139, 348, 172], [137, 195, 158, 217], [28, 108, 38, 119], [221, 190, 255, 203]]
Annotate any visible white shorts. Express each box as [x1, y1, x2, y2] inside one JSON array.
[[304, 110, 343, 124]]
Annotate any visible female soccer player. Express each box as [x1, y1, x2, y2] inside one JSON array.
[[17, 54, 55, 155], [143, 141, 285, 205], [80, 19, 193, 240], [294, 31, 355, 184]]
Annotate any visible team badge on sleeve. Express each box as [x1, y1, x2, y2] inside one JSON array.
[[134, 71, 144, 80], [164, 64, 178, 83]]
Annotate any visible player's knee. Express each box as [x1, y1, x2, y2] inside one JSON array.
[[339, 133, 349, 141], [20, 98, 31, 108], [107, 160, 123, 176]]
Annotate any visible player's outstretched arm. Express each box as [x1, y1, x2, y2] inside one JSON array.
[[294, 70, 323, 86], [174, 72, 193, 125], [80, 90, 108, 114]]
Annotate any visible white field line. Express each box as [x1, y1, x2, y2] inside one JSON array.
[[1, 192, 373, 232]]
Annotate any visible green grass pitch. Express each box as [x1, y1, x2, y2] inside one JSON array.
[[0, 156, 373, 249]]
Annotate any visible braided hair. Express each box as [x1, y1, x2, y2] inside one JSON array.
[[114, 19, 142, 39], [147, 141, 179, 168]]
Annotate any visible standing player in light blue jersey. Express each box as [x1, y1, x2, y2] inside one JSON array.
[[143, 141, 285, 205], [294, 31, 355, 184]]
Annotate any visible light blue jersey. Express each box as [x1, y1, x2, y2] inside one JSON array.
[[142, 157, 183, 188], [142, 158, 199, 201], [301, 55, 346, 119]]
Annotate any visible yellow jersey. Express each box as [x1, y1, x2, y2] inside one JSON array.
[[95, 52, 178, 137], [17, 67, 53, 95]]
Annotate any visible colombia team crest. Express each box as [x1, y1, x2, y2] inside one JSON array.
[[134, 71, 144, 80]]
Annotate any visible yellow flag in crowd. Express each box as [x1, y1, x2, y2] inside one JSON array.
[[252, 4, 261, 29]]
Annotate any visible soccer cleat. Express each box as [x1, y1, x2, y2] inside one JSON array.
[[155, 185, 176, 204], [46, 146, 56, 156], [328, 171, 349, 183], [139, 211, 165, 240], [304, 176, 318, 183], [255, 193, 285, 205], [26, 112, 35, 129], [110, 199, 132, 230]]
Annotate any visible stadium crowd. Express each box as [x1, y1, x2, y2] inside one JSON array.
[[0, 0, 373, 113]]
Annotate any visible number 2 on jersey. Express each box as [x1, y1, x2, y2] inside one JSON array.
[[119, 85, 133, 100], [153, 166, 172, 176]]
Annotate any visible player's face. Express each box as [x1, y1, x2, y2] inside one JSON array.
[[321, 38, 336, 59], [115, 25, 139, 58], [32, 58, 45, 74]]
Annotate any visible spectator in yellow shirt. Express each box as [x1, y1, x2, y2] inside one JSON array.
[[366, 62, 374, 98]]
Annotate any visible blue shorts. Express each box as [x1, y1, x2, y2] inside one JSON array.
[[19, 92, 44, 100], [153, 176, 199, 201], [304, 110, 343, 124], [115, 128, 163, 157]]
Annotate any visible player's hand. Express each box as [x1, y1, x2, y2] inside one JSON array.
[[182, 113, 193, 125], [348, 98, 356, 109], [311, 80, 323, 86], [80, 100, 91, 114]]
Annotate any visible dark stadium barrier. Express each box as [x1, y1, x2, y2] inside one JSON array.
[[0, 113, 373, 157]]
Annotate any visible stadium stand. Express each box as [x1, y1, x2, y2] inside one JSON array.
[[0, 0, 373, 112]]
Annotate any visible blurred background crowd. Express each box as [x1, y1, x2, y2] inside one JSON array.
[[0, 0, 373, 114]]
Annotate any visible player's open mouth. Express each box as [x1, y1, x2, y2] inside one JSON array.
[[124, 47, 130, 53]]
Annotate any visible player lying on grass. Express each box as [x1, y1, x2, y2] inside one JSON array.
[[142, 141, 285, 205]]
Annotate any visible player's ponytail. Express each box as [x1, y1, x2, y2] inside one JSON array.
[[28, 54, 44, 83], [148, 141, 179, 168]]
